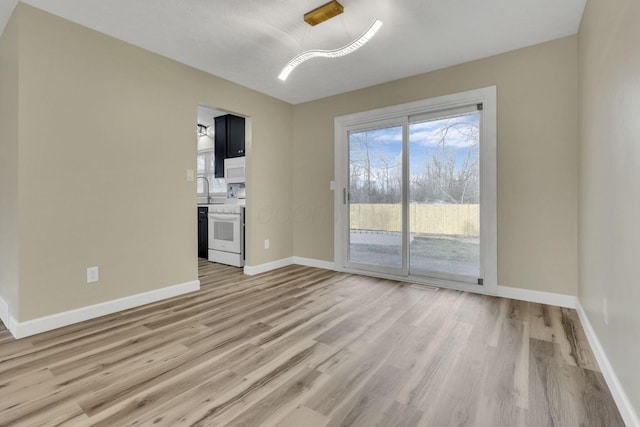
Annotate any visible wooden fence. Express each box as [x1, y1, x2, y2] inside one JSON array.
[[350, 204, 479, 236]]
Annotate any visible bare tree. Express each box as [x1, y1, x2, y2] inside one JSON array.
[[348, 115, 479, 204], [413, 116, 479, 204], [349, 129, 401, 203]]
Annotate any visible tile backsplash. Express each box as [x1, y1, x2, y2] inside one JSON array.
[[227, 183, 245, 199]]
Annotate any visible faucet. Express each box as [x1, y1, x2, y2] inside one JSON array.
[[197, 175, 210, 204]]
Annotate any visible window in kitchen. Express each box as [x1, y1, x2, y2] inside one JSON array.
[[197, 150, 226, 198]]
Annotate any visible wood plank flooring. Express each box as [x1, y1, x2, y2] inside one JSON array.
[[0, 260, 625, 426]]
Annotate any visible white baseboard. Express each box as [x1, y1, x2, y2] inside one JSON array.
[[9, 280, 200, 339], [576, 301, 640, 427], [497, 285, 577, 308], [244, 256, 337, 276], [244, 257, 294, 276], [292, 256, 336, 271]]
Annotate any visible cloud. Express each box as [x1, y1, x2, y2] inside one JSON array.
[[350, 114, 480, 149], [410, 118, 479, 148]]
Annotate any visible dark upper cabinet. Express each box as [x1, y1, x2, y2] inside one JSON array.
[[214, 114, 245, 178], [225, 115, 246, 158]]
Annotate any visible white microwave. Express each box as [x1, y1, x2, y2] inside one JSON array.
[[224, 157, 246, 183]]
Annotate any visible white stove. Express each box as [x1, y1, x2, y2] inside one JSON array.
[[207, 201, 245, 267], [209, 203, 243, 214]]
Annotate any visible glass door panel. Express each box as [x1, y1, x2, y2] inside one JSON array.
[[408, 112, 480, 281], [348, 125, 404, 271]]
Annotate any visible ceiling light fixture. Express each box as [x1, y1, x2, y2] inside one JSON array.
[[304, 0, 344, 26], [278, 19, 383, 81]]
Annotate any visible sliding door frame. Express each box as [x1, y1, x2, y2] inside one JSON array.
[[334, 86, 498, 294], [341, 117, 407, 276]]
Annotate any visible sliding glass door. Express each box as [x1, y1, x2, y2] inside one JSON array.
[[336, 88, 497, 291], [346, 122, 404, 275], [408, 108, 481, 283]]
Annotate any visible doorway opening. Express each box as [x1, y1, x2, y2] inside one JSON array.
[[196, 105, 250, 266]]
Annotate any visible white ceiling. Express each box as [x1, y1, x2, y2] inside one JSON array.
[[2, 0, 586, 104], [197, 106, 227, 127]]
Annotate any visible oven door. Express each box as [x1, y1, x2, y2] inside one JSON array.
[[208, 213, 241, 253]]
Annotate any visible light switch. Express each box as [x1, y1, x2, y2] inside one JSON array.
[[330, 181, 335, 190], [186, 169, 195, 182]]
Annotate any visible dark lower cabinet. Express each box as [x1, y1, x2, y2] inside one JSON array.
[[198, 207, 208, 258]]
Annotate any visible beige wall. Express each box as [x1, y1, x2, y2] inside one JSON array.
[[293, 36, 578, 295], [6, 4, 292, 321], [0, 6, 20, 320], [578, 0, 640, 415]]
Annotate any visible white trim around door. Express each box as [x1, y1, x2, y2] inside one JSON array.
[[334, 86, 497, 294]]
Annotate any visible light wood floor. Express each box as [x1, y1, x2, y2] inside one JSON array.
[[0, 260, 625, 426]]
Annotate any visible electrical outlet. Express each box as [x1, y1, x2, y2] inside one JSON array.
[[87, 266, 99, 283], [603, 298, 608, 325], [264, 239, 270, 249]]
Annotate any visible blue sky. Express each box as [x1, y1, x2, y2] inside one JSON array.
[[349, 113, 480, 177]]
